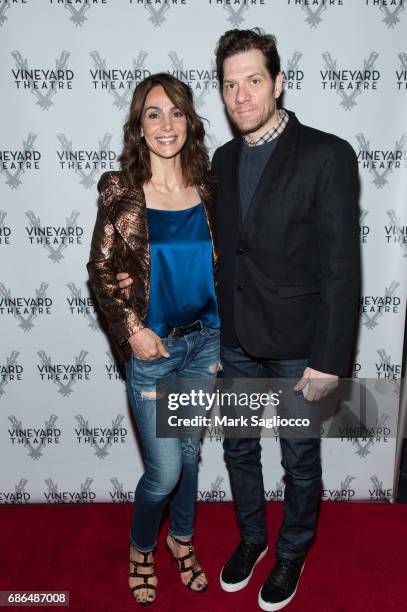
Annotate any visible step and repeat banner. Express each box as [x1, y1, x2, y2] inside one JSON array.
[[0, 0, 406, 505]]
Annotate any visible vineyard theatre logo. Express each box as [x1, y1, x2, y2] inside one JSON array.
[[44, 477, 96, 504], [36, 350, 91, 396], [321, 52, 380, 110], [207, 424, 224, 442], [0, 211, 12, 245], [109, 477, 135, 503], [0, 351, 23, 398], [57, 133, 116, 188], [8, 414, 61, 459], [11, 50, 74, 110], [385, 210, 407, 259], [50, 0, 108, 28], [396, 52, 407, 89], [375, 351, 401, 397], [283, 52, 304, 91], [355, 133, 407, 188], [0, 2, 12, 27], [66, 283, 99, 330], [376, 349, 401, 380], [207, 1, 267, 28], [129, 0, 188, 28], [197, 476, 226, 502], [352, 351, 362, 378], [360, 281, 400, 330], [322, 476, 356, 501], [287, 0, 344, 28], [0, 1, 28, 29], [359, 209, 370, 244], [25, 210, 83, 262], [89, 51, 151, 110], [0, 479, 30, 505], [0, 133, 41, 190], [223, 2, 249, 27], [105, 351, 124, 381], [365, 0, 405, 29], [369, 476, 392, 501], [0, 282, 52, 331], [137, 0, 171, 27], [264, 478, 285, 501], [168, 52, 218, 109], [339, 414, 390, 458], [75, 414, 127, 458]]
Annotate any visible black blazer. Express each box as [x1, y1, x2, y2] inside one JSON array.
[[211, 111, 361, 376]]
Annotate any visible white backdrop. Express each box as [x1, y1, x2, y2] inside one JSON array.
[[0, 0, 406, 505]]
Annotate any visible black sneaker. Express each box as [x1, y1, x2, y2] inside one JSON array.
[[220, 540, 268, 592], [258, 557, 304, 611]]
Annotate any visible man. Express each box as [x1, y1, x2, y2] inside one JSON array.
[[211, 29, 360, 611], [116, 29, 360, 611]]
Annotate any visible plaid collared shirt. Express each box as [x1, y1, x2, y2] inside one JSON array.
[[243, 108, 289, 147]]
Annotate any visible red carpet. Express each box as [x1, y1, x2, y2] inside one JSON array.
[[1, 502, 406, 611]]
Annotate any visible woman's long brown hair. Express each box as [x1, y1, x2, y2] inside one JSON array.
[[118, 73, 211, 188]]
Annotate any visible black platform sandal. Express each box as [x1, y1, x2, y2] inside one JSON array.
[[129, 548, 157, 606], [166, 534, 208, 592]]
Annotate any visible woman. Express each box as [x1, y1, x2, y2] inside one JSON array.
[[87, 73, 220, 605]]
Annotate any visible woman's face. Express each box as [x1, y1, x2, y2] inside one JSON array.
[[140, 85, 188, 160]]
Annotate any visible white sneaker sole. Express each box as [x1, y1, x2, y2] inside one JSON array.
[[219, 546, 268, 593], [257, 563, 304, 611]]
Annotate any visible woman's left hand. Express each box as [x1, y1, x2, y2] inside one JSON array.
[[128, 328, 170, 361]]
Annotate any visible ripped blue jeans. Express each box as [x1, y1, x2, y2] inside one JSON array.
[[125, 326, 220, 552]]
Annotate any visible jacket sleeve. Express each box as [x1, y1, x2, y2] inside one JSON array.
[[86, 173, 144, 346], [309, 139, 361, 376]]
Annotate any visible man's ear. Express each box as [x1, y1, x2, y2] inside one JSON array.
[[274, 72, 284, 100]]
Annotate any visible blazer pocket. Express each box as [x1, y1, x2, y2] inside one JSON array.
[[278, 284, 320, 298]]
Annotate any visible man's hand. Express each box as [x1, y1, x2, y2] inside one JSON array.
[[116, 272, 133, 290], [294, 367, 339, 401], [129, 328, 170, 361]]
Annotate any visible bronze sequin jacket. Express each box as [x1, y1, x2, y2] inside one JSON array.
[[87, 171, 218, 361]]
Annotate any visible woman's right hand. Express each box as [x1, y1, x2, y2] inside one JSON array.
[[116, 272, 133, 290], [128, 328, 170, 361]]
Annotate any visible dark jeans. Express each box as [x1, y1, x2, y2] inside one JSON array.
[[221, 344, 321, 560], [125, 327, 220, 552]]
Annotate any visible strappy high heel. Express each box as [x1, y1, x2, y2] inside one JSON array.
[[129, 547, 157, 606], [166, 534, 208, 592]]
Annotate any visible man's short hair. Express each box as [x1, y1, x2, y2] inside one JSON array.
[[215, 28, 281, 87]]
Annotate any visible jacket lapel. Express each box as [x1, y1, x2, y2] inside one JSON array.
[[107, 184, 149, 251], [231, 138, 244, 230], [197, 178, 218, 276]]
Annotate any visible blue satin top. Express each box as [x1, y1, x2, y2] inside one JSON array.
[[145, 203, 220, 337]]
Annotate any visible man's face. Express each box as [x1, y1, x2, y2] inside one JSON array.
[[222, 49, 283, 141]]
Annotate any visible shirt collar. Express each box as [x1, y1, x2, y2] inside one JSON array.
[[243, 108, 289, 147]]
